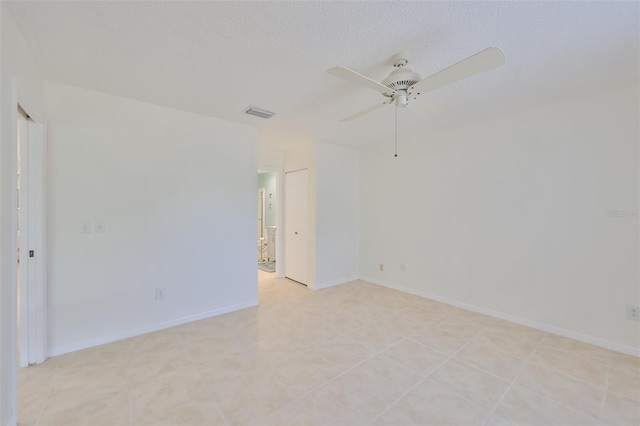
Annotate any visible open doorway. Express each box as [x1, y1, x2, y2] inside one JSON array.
[[257, 170, 278, 273]]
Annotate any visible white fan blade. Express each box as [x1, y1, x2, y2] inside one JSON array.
[[328, 67, 395, 95], [411, 47, 505, 94], [340, 101, 390, 122]]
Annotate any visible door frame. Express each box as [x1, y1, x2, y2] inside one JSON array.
[[257, 166, 284, 278], [17, 114, 47, 367], [257, 188, 265, 261], [257, 188, 265, 240], [12, 78, 48, 369]]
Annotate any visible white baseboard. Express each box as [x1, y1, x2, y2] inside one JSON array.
[[360, 276, 639, 357], [48, 299, 259, 357], [312, 276, 360, 291]]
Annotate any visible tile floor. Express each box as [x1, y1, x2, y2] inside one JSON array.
[[17, 271, 640, 425]]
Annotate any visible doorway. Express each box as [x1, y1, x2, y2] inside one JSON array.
[[15, 104, 47, 367], [258, 171, 278, 273]]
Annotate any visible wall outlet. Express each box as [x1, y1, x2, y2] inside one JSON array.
[[627, 305, 640, 321], [379, 263, 384, 272], [155, 288, 166, 301], [400, 263, 406, 272]]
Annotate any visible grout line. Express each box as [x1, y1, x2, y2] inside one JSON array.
[[482, 332, 548, 425], [33, 365, 56, 426], [604, 387, 640, 403], [369, 375, 428, 423], [598, 351, 613, 423], [125, 335, 136, 426], [526, 357, 608, 389], [453, 321, 544, 363], [208, 324, 379, 422], [263, 333, 416, 421], [128, 388, 134, 426], [534, 334, 616, 366], [371, 337, 475, 423], [500, 368, 608, 425], [187, 346, 232, 426], [599, 388, 609, 426], [481, 333, 612, 426]]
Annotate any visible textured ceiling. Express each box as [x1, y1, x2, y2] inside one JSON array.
[[6, 1, 639, 151]]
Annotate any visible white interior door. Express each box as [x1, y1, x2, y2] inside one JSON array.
[[17, 117, 47, 366], [285, 169, 308, 285]]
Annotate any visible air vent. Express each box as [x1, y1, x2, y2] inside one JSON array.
[[245, 106, 275, 119]]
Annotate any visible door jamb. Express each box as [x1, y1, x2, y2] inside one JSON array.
[[257, 166, 284, 278], [12, 78, 47, 371]]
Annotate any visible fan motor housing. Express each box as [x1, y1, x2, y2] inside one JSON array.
[[382, 67, 422, 95]]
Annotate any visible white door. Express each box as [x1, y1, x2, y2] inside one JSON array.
[[17, 116, 47, 366], [285, 169, 308, 285]]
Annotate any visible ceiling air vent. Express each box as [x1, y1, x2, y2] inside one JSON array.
[[245, 106, 275, 119]]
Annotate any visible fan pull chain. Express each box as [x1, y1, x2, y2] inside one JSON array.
[[394, 106, 398, 158]]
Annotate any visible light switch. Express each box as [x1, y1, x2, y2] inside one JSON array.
[[80, 221, 91, 234], [94, 221, 106, 233]]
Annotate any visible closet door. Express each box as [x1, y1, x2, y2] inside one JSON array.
[[284, 169, 308, 285]]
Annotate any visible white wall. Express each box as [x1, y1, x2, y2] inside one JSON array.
[[315, 143, 359, 289], [283, 142, 359, 289], [45, 82, 258, 355], [360, 85, 640, 353], [0, 6, 45, 425], [258, 146, 284, 170]]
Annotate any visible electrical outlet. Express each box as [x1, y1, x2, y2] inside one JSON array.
[[379, 263, 384, 272], [627, 305, 640, 321], [155, 288, 166, 301], [400, 263, 406, 272]]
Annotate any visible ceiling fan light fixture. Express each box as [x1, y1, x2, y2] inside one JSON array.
[[394, 91, 408, 107], [382, 67, 422, 92], [245, 106, 275, 119]]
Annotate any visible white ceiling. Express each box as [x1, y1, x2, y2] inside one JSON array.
[[7, 1, 639, 151]]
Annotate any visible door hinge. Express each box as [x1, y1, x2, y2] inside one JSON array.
[[29, 250, 34, 258]]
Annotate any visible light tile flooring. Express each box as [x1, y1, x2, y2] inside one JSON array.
[[18, 271, 640, 425]]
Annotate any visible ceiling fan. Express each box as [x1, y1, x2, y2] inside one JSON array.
[[328, 47, 506, 123]]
